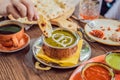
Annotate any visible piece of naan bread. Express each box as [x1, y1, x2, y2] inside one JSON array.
[[38, 15, 53, 38]]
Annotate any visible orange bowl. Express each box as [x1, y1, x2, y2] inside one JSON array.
[[0, 20, 24, 47], [81, 62, 115, 80]]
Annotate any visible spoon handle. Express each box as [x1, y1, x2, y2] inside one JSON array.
[[78, 28, 96, 42]]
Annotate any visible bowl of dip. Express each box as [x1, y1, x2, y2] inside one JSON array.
[[42, 28, 81, 59], [105, 51, 120, 73], [81, 62, 115, 80]]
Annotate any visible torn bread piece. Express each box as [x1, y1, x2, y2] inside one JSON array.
[[8, 15, 37, 24], [38, 15, 53, 38]]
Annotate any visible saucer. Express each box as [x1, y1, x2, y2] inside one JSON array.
[[32, 36, 91, 69], [0, 33, 30, 53]]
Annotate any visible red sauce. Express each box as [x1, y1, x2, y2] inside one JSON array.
[[80, 14, 99, 20], [83, 65, 111, 80], [90, 30, 104, 38]]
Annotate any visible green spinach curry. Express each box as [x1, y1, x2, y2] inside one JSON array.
[[44, 29, 77, 47]]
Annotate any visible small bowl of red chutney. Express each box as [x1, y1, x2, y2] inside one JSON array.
[[81, 62, 115, 80]]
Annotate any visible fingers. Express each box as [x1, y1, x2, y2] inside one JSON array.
[[12, 1, 27, 17], [22, 0, 37, 21], [7, 4, 20, 19], [8, 0, 38, 21]]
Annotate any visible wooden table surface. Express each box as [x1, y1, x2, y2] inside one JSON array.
[[0, 17, 120, 80]]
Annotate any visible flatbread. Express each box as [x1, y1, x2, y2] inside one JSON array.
[[51, 8, 78, 31], [85, 19, 120, 46], [8, 0, 74, 24], [8, 15, 37, 24], [38, 15, 53, 38]]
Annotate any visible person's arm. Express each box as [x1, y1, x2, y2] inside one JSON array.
[[0, 0, 38, 21], [105, 0, 120, 20]]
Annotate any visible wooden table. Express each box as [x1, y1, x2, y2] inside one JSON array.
[[0, 17, 120, 80]]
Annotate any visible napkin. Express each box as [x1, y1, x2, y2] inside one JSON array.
[[36, 39, 83, 67]]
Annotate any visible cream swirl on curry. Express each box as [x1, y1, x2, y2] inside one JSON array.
[[52, 33, 73, 47]]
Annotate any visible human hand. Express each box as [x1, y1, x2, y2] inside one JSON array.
[[0, 0, 38, 21]]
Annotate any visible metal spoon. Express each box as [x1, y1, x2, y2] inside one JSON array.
[[78, 27, 96, 42]]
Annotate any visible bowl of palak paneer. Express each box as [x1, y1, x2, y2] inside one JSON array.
[[42, 28, 80, 59]]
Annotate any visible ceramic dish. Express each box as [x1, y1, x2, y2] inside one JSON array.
[[69, 55, 120, 80], [85, 19, 120, 46], [0, 33, 30, 53], [32, 36, 91, 69]]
